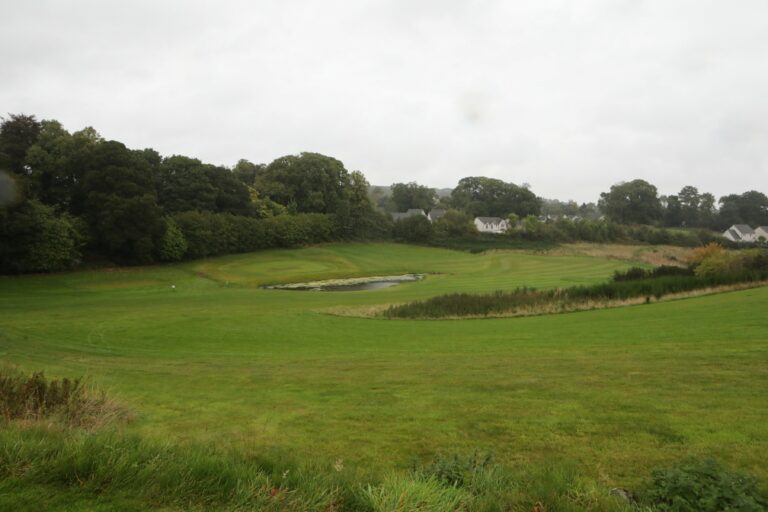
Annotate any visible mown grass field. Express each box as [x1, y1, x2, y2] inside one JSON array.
[[1, 242, 767, 491]]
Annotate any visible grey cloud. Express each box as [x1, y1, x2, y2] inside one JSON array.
[[1, 0, 767, 202]]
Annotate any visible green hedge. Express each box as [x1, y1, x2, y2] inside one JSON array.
[[172, 211, 338, 259]]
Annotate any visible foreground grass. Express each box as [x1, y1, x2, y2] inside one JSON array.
[[1, 243, 767, 495], [0, 425, 642, 512]]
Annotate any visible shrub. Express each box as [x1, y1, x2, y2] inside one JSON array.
[[687, 243, 724, 266], [157, 217, 187, 261], [641, 458, 767, 512], [392, 215, 434, 242], [415, 451, 495, 488]]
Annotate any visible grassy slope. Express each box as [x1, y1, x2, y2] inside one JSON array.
[[1, 242, 767, 487]]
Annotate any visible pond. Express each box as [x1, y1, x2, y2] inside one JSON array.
[[262, 274, 424, 292]]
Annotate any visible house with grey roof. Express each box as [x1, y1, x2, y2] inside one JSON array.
[[755, 226, 768, 242], [390, 209, 427, 221], [723, 224, 756, 243], [474, 216, 509, 234], [427, 209, 447, 222]]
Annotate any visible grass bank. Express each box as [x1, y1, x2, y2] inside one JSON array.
[[1, 243, 767, 498]]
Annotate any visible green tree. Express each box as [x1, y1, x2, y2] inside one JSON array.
[[678, 185, 700, 227], [204, 165, 253, 216], [158, 218, 188, 261], [256, 152, 352, 214], [392, 215, 434, 242], [232, 159, 264, 186], [25, 121, 102, 214], [0, 199, 82, 273], [449, 176, 540, 218], [717, 191, 768, 228], [434, 209, 477, 237], [390, 182, 437, 211], [598, 179, 663, 225], [156, 156, 218, 213], [82, 141, 165, 264], [0, 113, 41, 176], [663, 195, 683, 227], [698, 192, 717, 228], [337, 170, 383, 238]]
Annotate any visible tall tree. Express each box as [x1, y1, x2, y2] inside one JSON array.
[[25, 121, 102, 214], [256, 152, 351, 214], [156, 156, 217, 213], [204, 165, 253, 216], [718, 191, 768, 228], [232, 159, 264, 186], [0, 114, 41, 176], [663, 195, 683, 227], [698, 192, 717, 228], [449, 176, 540, 218], [82, 141, 165, 263], [598, 179, 662, 225], [390, 182, 437, 211], [677, 185, 700, 227]]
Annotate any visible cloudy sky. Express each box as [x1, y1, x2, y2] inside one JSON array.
[[2, 1, 767, 202]]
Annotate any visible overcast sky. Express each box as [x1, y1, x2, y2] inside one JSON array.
[[2, 1, 767, 202]]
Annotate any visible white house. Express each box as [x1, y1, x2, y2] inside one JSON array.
[[474, 216, 509, 234], [755, 226, 768, 242], [723, 224, 756, 243]]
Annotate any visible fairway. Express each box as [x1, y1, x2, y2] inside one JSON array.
[[1, 242, 767, 486]]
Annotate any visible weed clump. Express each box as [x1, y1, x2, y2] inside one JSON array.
[[0, 368, 130, 429], [640, 458, 768, 512]]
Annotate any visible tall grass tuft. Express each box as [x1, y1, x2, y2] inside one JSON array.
[[0, 368, 130, 429]]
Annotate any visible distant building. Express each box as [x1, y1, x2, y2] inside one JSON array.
[[391, 209, 427, 221], [723, 224, 757, 243], [427, 209, 447, 222], [474, 216, 509, 234], [755, 226, 768, 242]]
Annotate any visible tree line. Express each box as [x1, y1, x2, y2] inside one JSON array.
[[380, 178, 768, 231], [2, 113, 767, 273], [0, 114, 387, 273]]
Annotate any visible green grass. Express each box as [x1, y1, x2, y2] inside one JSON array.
[[1, 242, 767, 500]]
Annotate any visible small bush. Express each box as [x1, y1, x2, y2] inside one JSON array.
[[641, 458, 768, 512], [416, 451, 495, 488], [363, 474, 470, 512]]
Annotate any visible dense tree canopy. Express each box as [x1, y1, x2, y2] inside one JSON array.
[[599, 179, 663, 225], [449, 177, 540, 218], [25, 121, 101, 214], [718, 191, 768, 229], [390, 182, 437, 211], [0, 114, 41, 176], [256, 153, 351, 214], [82, 141, 166, 263]]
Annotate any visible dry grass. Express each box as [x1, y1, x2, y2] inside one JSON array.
[[542, 243, 693, 267], [0, 368, 132, 430]]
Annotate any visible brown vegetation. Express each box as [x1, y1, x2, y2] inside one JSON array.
[[0, 368, 131, 430]]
